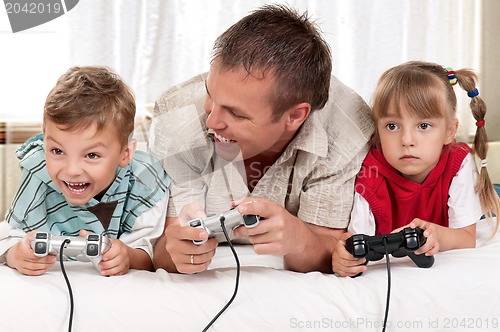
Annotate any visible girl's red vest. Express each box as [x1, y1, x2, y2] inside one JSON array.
[[355, 143, 470, 235]]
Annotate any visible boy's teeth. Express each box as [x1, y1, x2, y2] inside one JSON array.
[[64, 181, 88, 193]]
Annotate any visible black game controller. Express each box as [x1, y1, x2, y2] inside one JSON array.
[[345, 227, 434, 276], [188, 206, 260, 244], [30, 231, 111, 271]]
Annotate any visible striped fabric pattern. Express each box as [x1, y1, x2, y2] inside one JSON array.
[[5, 134, 170, 238]]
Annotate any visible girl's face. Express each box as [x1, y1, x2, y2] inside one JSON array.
[[377, 103, 458, 184]]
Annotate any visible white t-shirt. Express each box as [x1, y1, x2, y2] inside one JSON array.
[[0, 192, 168, 263]]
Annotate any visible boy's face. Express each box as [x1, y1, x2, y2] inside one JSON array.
[[44, 120, 134, 205]]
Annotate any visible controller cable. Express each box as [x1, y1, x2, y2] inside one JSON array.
[[59, 239, 74, 332], [382, 237, 391, 332], [201, 215, 241, 332]]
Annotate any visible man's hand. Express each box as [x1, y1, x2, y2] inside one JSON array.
[[232, 197, 304, 256], [164, 203, 218, 274], [232, 196, 343, 273]]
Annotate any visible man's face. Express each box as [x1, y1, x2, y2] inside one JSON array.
[[204, 64, 293, 162]]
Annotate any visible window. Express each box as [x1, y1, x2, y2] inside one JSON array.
[[0, 0, 488, 140]]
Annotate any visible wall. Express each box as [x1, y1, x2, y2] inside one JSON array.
[[482, 0, 500, 141], [476, 0, 500, 185]]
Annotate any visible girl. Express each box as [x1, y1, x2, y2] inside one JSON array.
[[332, 61, 500, 277]]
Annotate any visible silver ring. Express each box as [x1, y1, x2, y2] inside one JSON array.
[[190, 254, 194, 265]]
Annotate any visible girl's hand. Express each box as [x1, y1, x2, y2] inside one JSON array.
[[407, 218, 441, 256]]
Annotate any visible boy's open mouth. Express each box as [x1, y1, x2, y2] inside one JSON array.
[[63, 181, 90, 193]]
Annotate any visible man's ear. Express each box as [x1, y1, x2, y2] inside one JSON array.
[[285, 102, 311, 131], [445, 118, 459, 145], [118, 138, 137, 167]]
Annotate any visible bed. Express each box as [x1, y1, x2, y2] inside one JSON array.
[[0, 220, 499, 332]]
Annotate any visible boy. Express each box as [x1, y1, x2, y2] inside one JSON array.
[[0, 66, 170, 276]]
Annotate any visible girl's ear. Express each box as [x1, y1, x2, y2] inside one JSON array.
[[285, 102, 311, 131], [118, 138, 137, 167], [445, 118, 459, 145]]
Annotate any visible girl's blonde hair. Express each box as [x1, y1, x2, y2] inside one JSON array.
[[373, 61, 500, 236]]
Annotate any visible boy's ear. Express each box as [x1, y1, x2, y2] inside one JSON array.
[[285, 102, 311, 131], [118, 138, 137, 167], [445, 118, 459, 144]]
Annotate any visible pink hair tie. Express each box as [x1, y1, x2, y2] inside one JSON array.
[[476, 120, 485, 127]]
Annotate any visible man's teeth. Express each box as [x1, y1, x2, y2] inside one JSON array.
[[215, 133, 234, 143]]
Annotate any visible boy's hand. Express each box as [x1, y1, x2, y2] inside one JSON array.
[[5, 231, 57, 276], [331, 232, 367, 277], [98, 238, 131, 276], [78, 229, 130, 276], [78, 229, 131, 276]]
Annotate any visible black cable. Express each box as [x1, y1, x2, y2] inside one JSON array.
[[59, 239, 74, 332], [382, 237, 391, 332], [202, 216, 241, 332]]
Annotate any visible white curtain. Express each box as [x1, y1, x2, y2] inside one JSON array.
[[0, 0, 482, 140]]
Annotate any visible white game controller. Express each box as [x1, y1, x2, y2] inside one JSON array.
[[30, 231, 111, 271]]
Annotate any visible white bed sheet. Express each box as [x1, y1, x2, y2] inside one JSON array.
[[1, 220, 499, 332]]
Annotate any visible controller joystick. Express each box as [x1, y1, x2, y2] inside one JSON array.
[[30, 231, 111, 271], [345, 227, 434, 276], [188, 206, 260, 244]]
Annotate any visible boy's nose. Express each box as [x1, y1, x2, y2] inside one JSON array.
[[64, 159, 83, 176]]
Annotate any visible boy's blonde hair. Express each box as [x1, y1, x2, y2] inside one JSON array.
[[373, 61, 500, 235], [43, 66, 135, 147]]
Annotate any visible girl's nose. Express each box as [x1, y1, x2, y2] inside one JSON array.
[[401, 128, 415, 146]]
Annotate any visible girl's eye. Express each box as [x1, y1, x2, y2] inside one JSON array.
[[386, 123, 398, 131], [51, 148, 63, 155], [419, 123, 432, 130]]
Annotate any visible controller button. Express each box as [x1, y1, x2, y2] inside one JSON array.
[[88, 234, 99, 241], [243, 215, 259, 227], [34, 242, 47, 255], [352, 243, 367, 257], [189, 219, 202, 227], [86, 243, 99, 257], [35, 233, 48, 239]]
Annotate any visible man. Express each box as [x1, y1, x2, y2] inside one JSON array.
[[150, 4, 374, 274]]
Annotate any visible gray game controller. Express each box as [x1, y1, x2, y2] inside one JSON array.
[[30, 231, 111, 270], [188, 207, 260, 245]]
